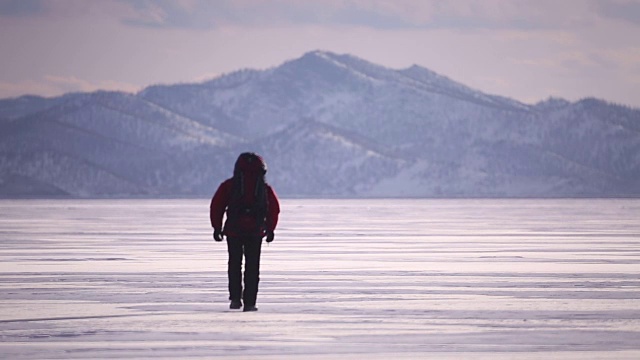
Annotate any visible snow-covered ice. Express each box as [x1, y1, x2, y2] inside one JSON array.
[[1, 198, 639, 359]]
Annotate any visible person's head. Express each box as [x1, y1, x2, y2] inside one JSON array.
[[234, 152, 267, 177]]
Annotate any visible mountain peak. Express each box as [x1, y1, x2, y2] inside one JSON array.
[[302, 49, 338, 59], [292, 50, 364, 70], [534, 97, 571, 110]]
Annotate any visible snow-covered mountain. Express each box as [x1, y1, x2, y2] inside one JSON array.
[[1, 50, 639, 198]]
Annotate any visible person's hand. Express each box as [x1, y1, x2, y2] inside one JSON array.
[[213, 229, 223, 242], [265, 232, 274, 243]]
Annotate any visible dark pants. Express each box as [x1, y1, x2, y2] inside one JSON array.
[[226, 235, 262, 307]]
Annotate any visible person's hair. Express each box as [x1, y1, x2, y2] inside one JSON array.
[[234, 152, 267, 177]]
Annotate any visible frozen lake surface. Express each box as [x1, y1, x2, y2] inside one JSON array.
[[1, 198, 640, 359]]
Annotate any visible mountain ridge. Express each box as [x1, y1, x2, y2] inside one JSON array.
[[1, 50, 639, 198]]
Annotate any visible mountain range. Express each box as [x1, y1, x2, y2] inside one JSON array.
[[1, 50, 639, 198]]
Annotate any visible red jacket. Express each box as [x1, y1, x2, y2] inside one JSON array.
[[210, 178, 280, 237]]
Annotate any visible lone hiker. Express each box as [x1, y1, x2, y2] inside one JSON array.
[[210, 152, 280, 312]]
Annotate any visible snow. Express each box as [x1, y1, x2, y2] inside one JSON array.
[[366, 161, 431, 196], [1, 198, 639, 359]]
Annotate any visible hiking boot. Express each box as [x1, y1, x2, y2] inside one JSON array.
[[243, 305, 258, 312], [230, 300, 242, 309]]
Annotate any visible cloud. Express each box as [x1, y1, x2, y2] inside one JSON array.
[[1, 0, 627, 31], [113, 0, 605, 31], [118, 0, 223, 29], [609, 47, 640, 68], [511, 51, 611, 72], [597, 0, 640, 25], [0, 76, 141, 99], [0, 0, 45, 17]]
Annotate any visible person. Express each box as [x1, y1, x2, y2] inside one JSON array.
[[209, 152, 280, 312]]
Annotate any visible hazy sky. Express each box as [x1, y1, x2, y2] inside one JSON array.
[[1, 0, 639, 107]]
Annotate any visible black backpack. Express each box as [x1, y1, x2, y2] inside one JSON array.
[[226, 153, 268, 235]]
